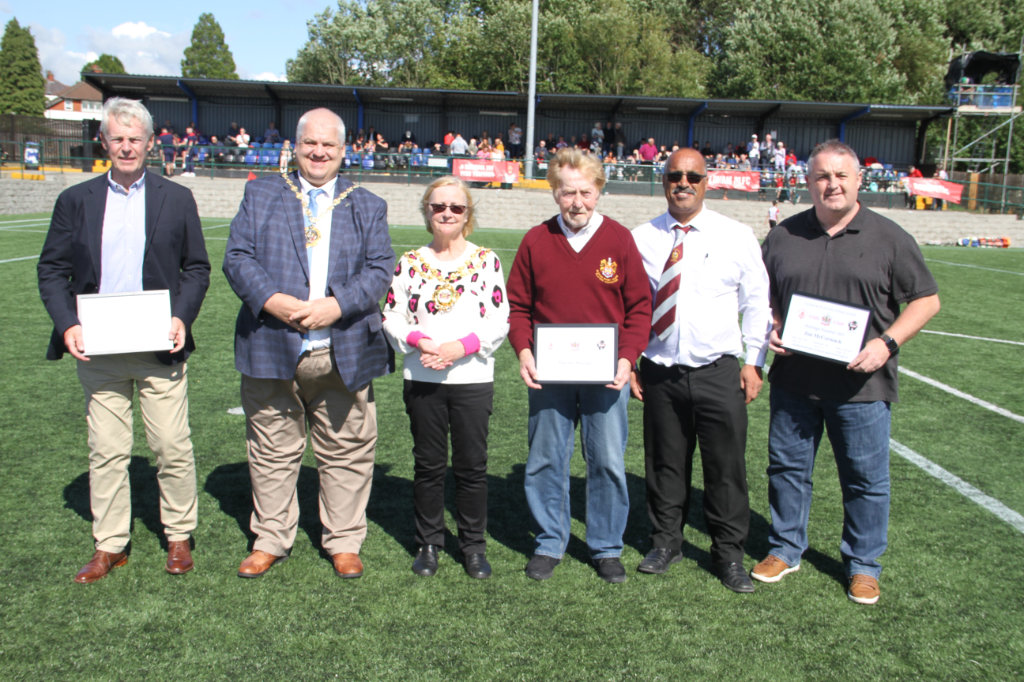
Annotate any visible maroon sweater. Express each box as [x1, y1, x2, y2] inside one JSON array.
[[507, 216, 652, 364]]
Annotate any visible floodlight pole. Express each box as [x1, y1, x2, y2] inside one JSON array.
[[524, 0, 539, 180]]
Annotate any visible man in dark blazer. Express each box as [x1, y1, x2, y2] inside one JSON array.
[[223, 107, 394, 579], [37, 97, 210, 583]]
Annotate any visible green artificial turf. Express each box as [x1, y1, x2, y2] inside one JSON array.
[[1, 213, 1022, 679]]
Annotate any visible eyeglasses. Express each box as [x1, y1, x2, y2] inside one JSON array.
[[429, 203, 468, 215], [665, 171, 707, 185]]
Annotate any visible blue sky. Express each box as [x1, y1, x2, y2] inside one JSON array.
[[2, 0, 329, 85]]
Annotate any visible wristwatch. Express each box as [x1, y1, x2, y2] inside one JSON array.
[[880, 334, 899, 356]]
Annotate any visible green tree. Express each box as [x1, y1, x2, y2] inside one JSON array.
[[181, 13, 238, 79], [0, 18, 45, 116], [83, 54, 126, 74]]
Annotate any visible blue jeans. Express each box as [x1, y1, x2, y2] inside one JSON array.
[[525, 383, 630, 559], [766, 384, 891, 578]]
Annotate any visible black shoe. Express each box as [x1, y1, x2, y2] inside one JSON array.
[[525, 554, 560, 581], [412, 545, 439, 577], [637, 547, 682, 574], [716, 561, 755, 593], [594, 557, 627, 584], [464, 552, 491, 579]]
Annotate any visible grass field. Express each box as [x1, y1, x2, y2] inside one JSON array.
[[1, 210, 1023, 680]]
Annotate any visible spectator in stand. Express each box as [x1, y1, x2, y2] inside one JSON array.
[[553, 136, 567, 150], [908, 166, 923, 178], [639, 137, 658, 164], [207, 135, 225, 166], [263, 122, 281, 145], [774, 142, 786, 172], [450, 132, 469, 157], [760, 134, 774, 169], [701, 142, 714, 161], [226, 122, 240, 147], [477, 139, 491, 160], [508, 122, 524, 159], [613, 123, 625, 159], [375, 132, 390, 153], [738, 153, 751, 171], [443, 130, 455, 149], [506, 148, 652, 584], [491, 137, 505, 161], [158, 126, 176, 176], [747, 135, 760, 167], [279, 139, 292, 173], [602, 121, 614, 156], [785, 149, 797, 168], [658, 145, 671, 164], [467, 137, 479, 157], [590, 122, 604, 155], [237, 127, 251, 148], [534, 139, 548, 163], [401, 130, 418, 145], [181, 125, 198, 177]]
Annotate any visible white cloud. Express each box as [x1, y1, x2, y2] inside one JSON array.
[[29, 24, 85, 84], [84, 23, 187, 77], [248, 71, 288, 82]]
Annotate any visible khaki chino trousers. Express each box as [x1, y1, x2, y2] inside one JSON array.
[[241, 347, 376, 557], [77, 353, 198, 553]]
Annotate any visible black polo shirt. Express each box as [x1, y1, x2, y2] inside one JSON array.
[[761, 205, 938, 402]]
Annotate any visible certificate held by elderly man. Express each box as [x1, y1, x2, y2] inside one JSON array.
[[77, 290, 174, 355], [534, 323, 618, 383], [781, 292, 871, 364]]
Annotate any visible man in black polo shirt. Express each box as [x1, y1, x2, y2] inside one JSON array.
[[754, 139, 940, 605]]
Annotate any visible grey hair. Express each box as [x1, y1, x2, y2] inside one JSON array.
[[100, 97, 154, 139], [296, 108, 346, 143], [808, 139, 861, 168]]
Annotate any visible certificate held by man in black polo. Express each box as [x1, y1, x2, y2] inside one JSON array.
[[781, 292, 871, 364]]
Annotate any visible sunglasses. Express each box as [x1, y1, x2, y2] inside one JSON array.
[[665, 171, 707, 185], [429, 203, 468, 215]]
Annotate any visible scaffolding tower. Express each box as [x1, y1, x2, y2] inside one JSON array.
[[942, 44, 1023, 211]]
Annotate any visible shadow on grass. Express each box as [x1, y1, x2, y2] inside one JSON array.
[[204, 461, 326, 553], [63, 456, 173, 550]]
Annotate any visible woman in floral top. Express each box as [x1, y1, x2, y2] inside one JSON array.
[[382, 176, 509, 579]]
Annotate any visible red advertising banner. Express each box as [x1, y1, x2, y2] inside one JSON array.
[[453, 159, 521, 183], [706, 170, 761, 192], [907, 177, 963, 204]]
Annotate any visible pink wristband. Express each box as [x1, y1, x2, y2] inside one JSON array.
[[407, 331, 429, 347], [459, 333, 481, 356]]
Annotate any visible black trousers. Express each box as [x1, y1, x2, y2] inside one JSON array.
[[404, 380, 493, 553], [640, 356, 750, 565]]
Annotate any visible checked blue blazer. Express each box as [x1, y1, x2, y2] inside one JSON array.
[[223, 172, 395, 390]]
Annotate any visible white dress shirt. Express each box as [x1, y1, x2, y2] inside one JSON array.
[[299, 175, 338, 350], [99, 171, 146, 294], [632, 205, 771, 368], [557, 211, 603, 252]]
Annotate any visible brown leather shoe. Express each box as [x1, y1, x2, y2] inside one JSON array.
[[166, 540, 194, 575], [332, 552, 363, 579], [237, 550, 285, 578], [74, 550, 128, 584]]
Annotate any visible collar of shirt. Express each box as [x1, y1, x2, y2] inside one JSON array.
[[106, 169, 146, 197], [556, 210, 603, 242], [660, 202, 706, 234], [298, 175, 339, 204]]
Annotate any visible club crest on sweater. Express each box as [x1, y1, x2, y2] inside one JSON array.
[[595, 257, 619, 284]]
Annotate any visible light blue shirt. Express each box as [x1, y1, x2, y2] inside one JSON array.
[[99, 171, 146, 294], [298, 176, 338, 352]]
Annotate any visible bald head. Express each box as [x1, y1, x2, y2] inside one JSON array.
[[662, 148, 708, 223]]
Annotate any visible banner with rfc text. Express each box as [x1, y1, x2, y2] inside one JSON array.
[[453, 159, 521, 184], [906, 177, 963, 204], [706, 170, 761, 192]]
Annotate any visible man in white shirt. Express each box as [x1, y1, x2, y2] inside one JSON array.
[[630, 148, 772, 593]]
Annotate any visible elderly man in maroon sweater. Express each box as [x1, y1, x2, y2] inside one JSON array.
[[507, 148, 652, 583]]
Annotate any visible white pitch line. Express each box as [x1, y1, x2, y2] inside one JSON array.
[[899, 366, 1024, 425], [0, 218, 50, 226], [202, 222, 231, 231], [0, 255, 37, 264], [925, 258, 1024, 276], [890, 439, 1024, 535], [921, 329, 1024, 347]]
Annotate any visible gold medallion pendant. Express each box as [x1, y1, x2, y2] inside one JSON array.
[[432, 283, 459, 312], [305, 225, 321, 247]]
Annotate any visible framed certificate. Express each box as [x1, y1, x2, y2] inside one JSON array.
[[780, 292, 871, 365], [534, 324, 618, 384], [77, 290, 174, 356]]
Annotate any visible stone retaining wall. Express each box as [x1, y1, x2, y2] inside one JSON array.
[[5, 172, 1021, 245]]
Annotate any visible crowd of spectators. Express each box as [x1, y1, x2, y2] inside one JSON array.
[[146, 118, 919, 200]]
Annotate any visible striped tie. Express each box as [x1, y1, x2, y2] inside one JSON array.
[[650, 224, 691, 341]]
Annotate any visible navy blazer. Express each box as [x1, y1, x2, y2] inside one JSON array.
[[223, 172, 395, 390], [37, 171, 211, 363]]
